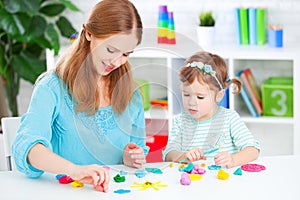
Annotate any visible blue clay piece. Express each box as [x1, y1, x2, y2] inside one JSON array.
[[179, 162, 195, 172], [208, 164, 221, 170], [55, 174, 67, 180], [114, 189, 131, 194], [120, 170, 128, 175], [135, 170, 147, 178], [233, 167, 242, 175], [145, 167, 163, 174]]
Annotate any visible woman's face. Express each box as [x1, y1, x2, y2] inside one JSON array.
[[86, 31, 138, 76]]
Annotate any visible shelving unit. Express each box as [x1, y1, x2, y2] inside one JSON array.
[[209, 44, 299, 156], [130, 33, 300, 156]]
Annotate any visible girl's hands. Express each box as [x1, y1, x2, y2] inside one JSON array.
[[68, 164, 109, 192], [186, 148, 205, 162], [214, 152, 235, 168], [123, 142, 146, 168]]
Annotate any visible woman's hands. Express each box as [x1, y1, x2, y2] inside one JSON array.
[[123, 142, 146, 168], [68, 164, 110, 192]]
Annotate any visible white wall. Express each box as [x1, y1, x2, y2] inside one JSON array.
[[65, 0, 300, 45], [14, 0, 300, 126]]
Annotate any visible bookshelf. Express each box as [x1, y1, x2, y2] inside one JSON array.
[[129, 34, 300, 156]]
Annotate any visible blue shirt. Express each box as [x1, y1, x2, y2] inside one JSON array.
[[12, 72, 149, 178]]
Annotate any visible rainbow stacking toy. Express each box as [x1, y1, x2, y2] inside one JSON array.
[[167, 11, 176, 44], [157, 5, 169, 44]]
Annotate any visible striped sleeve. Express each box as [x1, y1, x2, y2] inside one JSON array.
[[229, 110, 261, 151]]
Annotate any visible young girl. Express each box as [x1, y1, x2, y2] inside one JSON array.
[[163, 51, 260, 168], [12, 0, 148, 192]]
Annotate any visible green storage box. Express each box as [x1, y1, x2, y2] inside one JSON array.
[[261, 77, 293, 117], [135, 79, 150, 111]]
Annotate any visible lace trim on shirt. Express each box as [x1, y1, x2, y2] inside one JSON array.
[[64, 90, 117, 142]]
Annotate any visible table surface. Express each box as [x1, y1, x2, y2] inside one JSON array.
[[0, 155, 299, 200]]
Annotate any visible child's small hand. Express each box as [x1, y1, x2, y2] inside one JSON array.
[[186, 148, 205, 162], [123, 142, 145, 168], [214, 152, 235, 168], [68, 164, 109, 192]]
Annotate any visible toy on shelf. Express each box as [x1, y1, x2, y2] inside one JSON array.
[[167, 11, 176, 44], [69, 33, 78, 43], [268, 25, 283, 47], [150, 99, 168, 107], [157, 5, 176, 45], [157, 5, 168, 44]]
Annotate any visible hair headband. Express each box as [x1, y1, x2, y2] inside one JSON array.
[[186, 61, 223, 90]]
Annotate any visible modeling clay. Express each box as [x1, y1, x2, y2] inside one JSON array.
[[190, 164, 206, 175], [189, 174, 202, 181], [131, 180, 168, 190], [58, 175, 74, 184], [114, 174, 126, 183], [114, 189, 131, 194], [179, 162, 194, 172], [145, 167, 163, 174], [208, 164, 221, 170], [233, 167, 242, 175], [200, 163, 206, 167], [179, 163, 185, 168], [169, 163, 174, 168], [120, 170, 128, 175], [180, 172, 191, 185], [217, 169, 229, 180], [135, 169, 147, 178], [55, 174, 67, 180], [103, 166, 110, 170], [241, 164, 266, 172], [71, 180, 84, 187]]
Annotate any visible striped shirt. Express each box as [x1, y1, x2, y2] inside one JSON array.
[[162, 106, 260, 160]]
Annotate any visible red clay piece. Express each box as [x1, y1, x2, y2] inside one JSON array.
[[241, 164, 266, 172], [58, 175, 74, 184]]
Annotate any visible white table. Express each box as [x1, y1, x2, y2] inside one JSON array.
[[0, 155, 299, 200]]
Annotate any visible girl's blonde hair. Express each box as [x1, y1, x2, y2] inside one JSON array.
[[55, 0, 143, 115], [179, 51, 242, 94]]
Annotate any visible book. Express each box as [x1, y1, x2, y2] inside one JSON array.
[[240, 68, 263, 115], [248, 8, 257, 45], [236, 70, 259, 117], [256, 8, 266, 45], [234, 8, 241, 44], [238, 8, 249, 45]]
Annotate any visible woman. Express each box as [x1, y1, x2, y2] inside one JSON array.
[[12, 0, 148, 192]]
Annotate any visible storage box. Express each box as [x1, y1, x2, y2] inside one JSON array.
[[261, 77, 293, 117]]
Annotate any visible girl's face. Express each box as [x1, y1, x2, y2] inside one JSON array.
[[181, 79, 218, 122], [86, 31, 138, 76]]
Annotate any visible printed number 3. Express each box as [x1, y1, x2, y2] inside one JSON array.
[[271, 90, 287, 115]]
